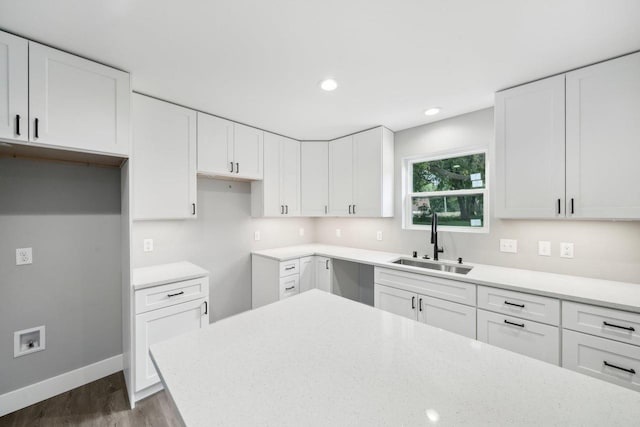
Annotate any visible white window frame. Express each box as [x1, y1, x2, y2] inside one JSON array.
[[402, 148, 489, 233]]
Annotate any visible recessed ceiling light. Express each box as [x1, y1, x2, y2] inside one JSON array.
[[424, 107, 441, 116], [320, 78, 338, 92]]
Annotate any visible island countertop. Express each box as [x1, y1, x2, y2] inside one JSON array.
[[151, 290, 640, 426]]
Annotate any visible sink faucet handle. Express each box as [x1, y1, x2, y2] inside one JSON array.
[[457, 257, 463, 264], [412, 251, 418, 258]]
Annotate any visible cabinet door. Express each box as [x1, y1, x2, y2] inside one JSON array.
[[299, 256, 315, 293], [494, 75, 565, 218], [280, 137, 300, 216], [477, 309, 560, 365], [566, 52, 640, 219], [135, 298, 207, 391], [261, 132, 283, 216], [0, 31, 27, 142], [197, 112, 234, 176], [132, 94, 197, 220], [315, 256, 332, 293], [233, 123, 263, 179], [301, 141, 329, 216], [29, 42, 130, 155], [353, 128, 382, 217], [374, 284, 417, 321], [418, 295, 476, 339], [279, 275, 300, 300], [328, 136, 353, 216]]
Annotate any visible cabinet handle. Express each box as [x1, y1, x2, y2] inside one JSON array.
[[325, 259, 329, 270], [34, 118, 39, 138], [281, 205, 284, 214], [325, 205, 328, 214], [557, 198, 561, 215], [419, 298, 423, 312], [285, 286, 295, 291], [285, 205, 288, 214], [411, 296, 416, 310], [168, 291, 185, 298], [504, 319, 525, 328], [348, 205, 352, 214], [230, 162, 234, 173], [603, 361, 636, 375], [285, 266, 295, 270], [192, 203, 196, 215], [353, 204, 356, 215], [504, 300, 525, 308], [236, 162, 239, 174], [15, 114, 20, 136], [603, 321, 635, 332], [203, 301, 208, 315], [571, 198, 575, 214]]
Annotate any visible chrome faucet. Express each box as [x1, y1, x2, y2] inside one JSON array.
[[431, 212, 444, 261]]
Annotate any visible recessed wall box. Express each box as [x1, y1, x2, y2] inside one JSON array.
[[14, 325, 46, 358]]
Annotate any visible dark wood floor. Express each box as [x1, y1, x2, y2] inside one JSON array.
[[0, 372, 181, 427]]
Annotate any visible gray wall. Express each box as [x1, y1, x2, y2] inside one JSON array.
[[0, 158, 122, 395], [132, 178, 316, 322], [316, 109, 640, 283]]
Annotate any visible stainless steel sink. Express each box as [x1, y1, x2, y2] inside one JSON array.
[[392, 258, 473, 275]]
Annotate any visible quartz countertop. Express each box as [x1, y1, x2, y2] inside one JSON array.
[[151, 290, 640, 426], [132, 261, 209, 290], [252, 244, 640, 313]]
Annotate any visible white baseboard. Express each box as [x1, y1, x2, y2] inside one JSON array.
[[0, 354, 123, 417]]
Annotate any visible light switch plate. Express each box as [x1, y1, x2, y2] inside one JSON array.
[[16, 248, 32, 265], [560, 242, 574, 258], [376, 231, 383, 241], [538, 241, 551, 256], [336, 229, 341, 237], [143, 239, 154, 252], [499, 239, 517, 254], [254, 231, 261, 241], [299, 228, 304, 237]]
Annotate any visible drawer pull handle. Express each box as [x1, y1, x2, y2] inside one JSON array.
[[167, 291, 185, 297], [603, 321, 635, 332], [285, 286, 295, 291], [203, 301, 208, 315], [603, 361, 636, 375], [285, 266, 295, 270], [504, 319, 525, 328], [411, 296, 416, 310], [504, 300, 525, 308], [419, 297, 423, 312], [16, 114, 21, 136]]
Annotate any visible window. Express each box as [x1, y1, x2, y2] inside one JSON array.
[[404, 150, 488, 232]]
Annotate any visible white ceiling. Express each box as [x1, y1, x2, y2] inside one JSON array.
[[1, 0, 639, 140]]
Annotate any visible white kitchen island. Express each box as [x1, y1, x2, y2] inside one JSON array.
[[150, 290, 640, 426]]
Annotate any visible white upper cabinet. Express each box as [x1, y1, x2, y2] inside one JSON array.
[[251, 132, 300, 217], [132, 94, 197, 220], [0, 31, 28, 142], [300, 141, 329, 216], [29, 42, 130, 156], [197, 114, 263, 180], [495, 75, 566, 218], [566, 52, 640, 219], [329, 127, 394, 217]]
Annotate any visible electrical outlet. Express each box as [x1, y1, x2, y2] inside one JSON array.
[[376, 231, 383, 241], [299, 228, 305, 237], [16, 248, 32, 265], [254, 231, 261, 241], [538, 241, 551, 256], [499, 239, 518, 254], [143, 239, 154, 252], [336, 229, 341, 237], [560, 242, 574, 258]]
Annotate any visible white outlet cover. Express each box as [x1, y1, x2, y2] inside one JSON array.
[[299, 228, 305, 237], [254, 231, 261, 241], [376, 231, 383, 241], [560, 242, 574, 258], [336, 229, 341, 237], [499, 239, 517, 254], [538, 241, 551, 256], [16, 248, 33, 265], [143, 239, 154, 252]]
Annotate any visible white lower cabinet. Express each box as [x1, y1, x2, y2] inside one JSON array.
[[374, 284, 417, 320], [135, 297, 208, 392], [477, 309, 560, 365], [562, 329, 640, 392], [299, 256, 315, 293], [279, 275, 300, 300], [315, 256, 332, 293], [418, 296, 476, 339]]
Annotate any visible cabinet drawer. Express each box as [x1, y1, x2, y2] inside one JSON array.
[[135, 277, 209, 314], [279, 259, 300, 277], [563, 302, 640, 347], [477, 309, 559, 365], [374, 267, 476, 306], [279, 275, 300, 300], [477, 286, 560, 326], [563, 330, 640, 392], [418, 296, 476, 339]]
